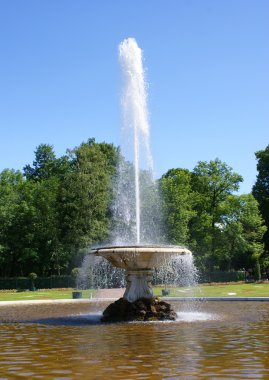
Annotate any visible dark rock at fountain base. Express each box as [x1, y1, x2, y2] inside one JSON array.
[[101, 297, 177, 322]]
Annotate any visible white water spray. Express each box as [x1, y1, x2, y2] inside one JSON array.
[[118, 38, 153, 244]]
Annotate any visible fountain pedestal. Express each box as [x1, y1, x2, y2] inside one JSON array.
[[124, 269, 153, 302]]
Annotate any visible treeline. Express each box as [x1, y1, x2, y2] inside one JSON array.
[[0, 139, 118, 277], [0, 138, 268, 278]]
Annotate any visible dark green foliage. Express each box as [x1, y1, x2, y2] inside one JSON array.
[[58, 138, 118, 251], [0, 139, 118, 276], [199, 270, 245, 283], [189, 159, 244, 270], [23, 144, 57, 180], [160, 158, 266, 273], [160, 168, 195, 245], [28, 272, 37, 291], [253, 145, 269, 255], [0, 276, 75, 290], [0, 170, 38, 276], [217, 194, 265, 271], [0, 140, 267, 278]]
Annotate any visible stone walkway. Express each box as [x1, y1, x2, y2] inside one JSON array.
[[95, 288, 125, 298]]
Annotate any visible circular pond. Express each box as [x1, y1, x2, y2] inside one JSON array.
[[0, 300, 269, 379]]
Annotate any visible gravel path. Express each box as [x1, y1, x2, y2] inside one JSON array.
[[95, 288, 125, 298]]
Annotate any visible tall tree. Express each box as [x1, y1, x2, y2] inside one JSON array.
[[23, 144, 57, 180], [22, 144, 72, 275], [253, 145, 269, 255], [189, 158, 243, 270], [217, 194, 266, 273], [0, 170, 39, 276], [30, 177, 64, 275], [24, 143, 70, 181], [58, 139, 118, 261], [160, 168, 195, 245]]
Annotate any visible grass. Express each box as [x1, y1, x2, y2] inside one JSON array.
[[0, 282, 268, 302], [154, 282, 269, 298], [0, 289, 95, 302]]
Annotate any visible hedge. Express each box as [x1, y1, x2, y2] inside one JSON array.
[[199, 271, 246, 283], [0, 276, 75, 290], [0, 271, 247, 290]]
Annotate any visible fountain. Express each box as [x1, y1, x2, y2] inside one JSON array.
[[1, 38, 269, 380], [92, 245, 191, 321], [91, 38, 193, 322]]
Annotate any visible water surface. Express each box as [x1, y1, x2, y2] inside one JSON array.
[[0, 301, 269, 379]]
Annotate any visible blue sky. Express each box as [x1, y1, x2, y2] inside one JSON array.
[[0, 0, 268, 193]]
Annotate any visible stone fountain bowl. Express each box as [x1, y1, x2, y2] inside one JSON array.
[[91, 245, 192, 270]]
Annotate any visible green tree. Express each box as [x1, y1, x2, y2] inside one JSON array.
[[22, 144, 72, 275], [23, 144, 57, 180], [0, 170, 38, 276], [160, 168, 195, 245], [0, 139, 118, 276], [24, 143, 71, 181], [30, 177, 65, 275], [58, 139, 118, 259], [252, 144, 269, 255], [218, 194, 266, 272], [189, 158, 243, 270]]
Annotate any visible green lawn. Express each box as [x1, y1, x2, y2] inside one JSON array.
[[0, 282, 268, 302], [0, 289, 95, 302], [154, 282, 269, 298]]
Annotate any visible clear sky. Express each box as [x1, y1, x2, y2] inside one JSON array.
[[0, 0, 268, 193]]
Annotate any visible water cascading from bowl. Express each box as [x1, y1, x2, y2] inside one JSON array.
[[92, 245, 192, 303]]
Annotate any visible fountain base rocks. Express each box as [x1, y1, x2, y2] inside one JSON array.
[[92, 245, 192, 322], [102, 297, 177, 322]]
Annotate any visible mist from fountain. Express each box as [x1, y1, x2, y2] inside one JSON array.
[[79, 250, 198, 296], [77, 254, 125, 290]]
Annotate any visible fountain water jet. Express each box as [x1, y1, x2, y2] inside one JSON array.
[[91, 38, 194, 322], [118, 38, 152, 244]]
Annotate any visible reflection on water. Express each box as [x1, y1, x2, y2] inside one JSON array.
[[176, 311, 218, 321], [0, 302, 269, 379]]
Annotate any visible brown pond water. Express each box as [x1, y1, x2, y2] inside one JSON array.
[[0, 301, 269, 379]]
